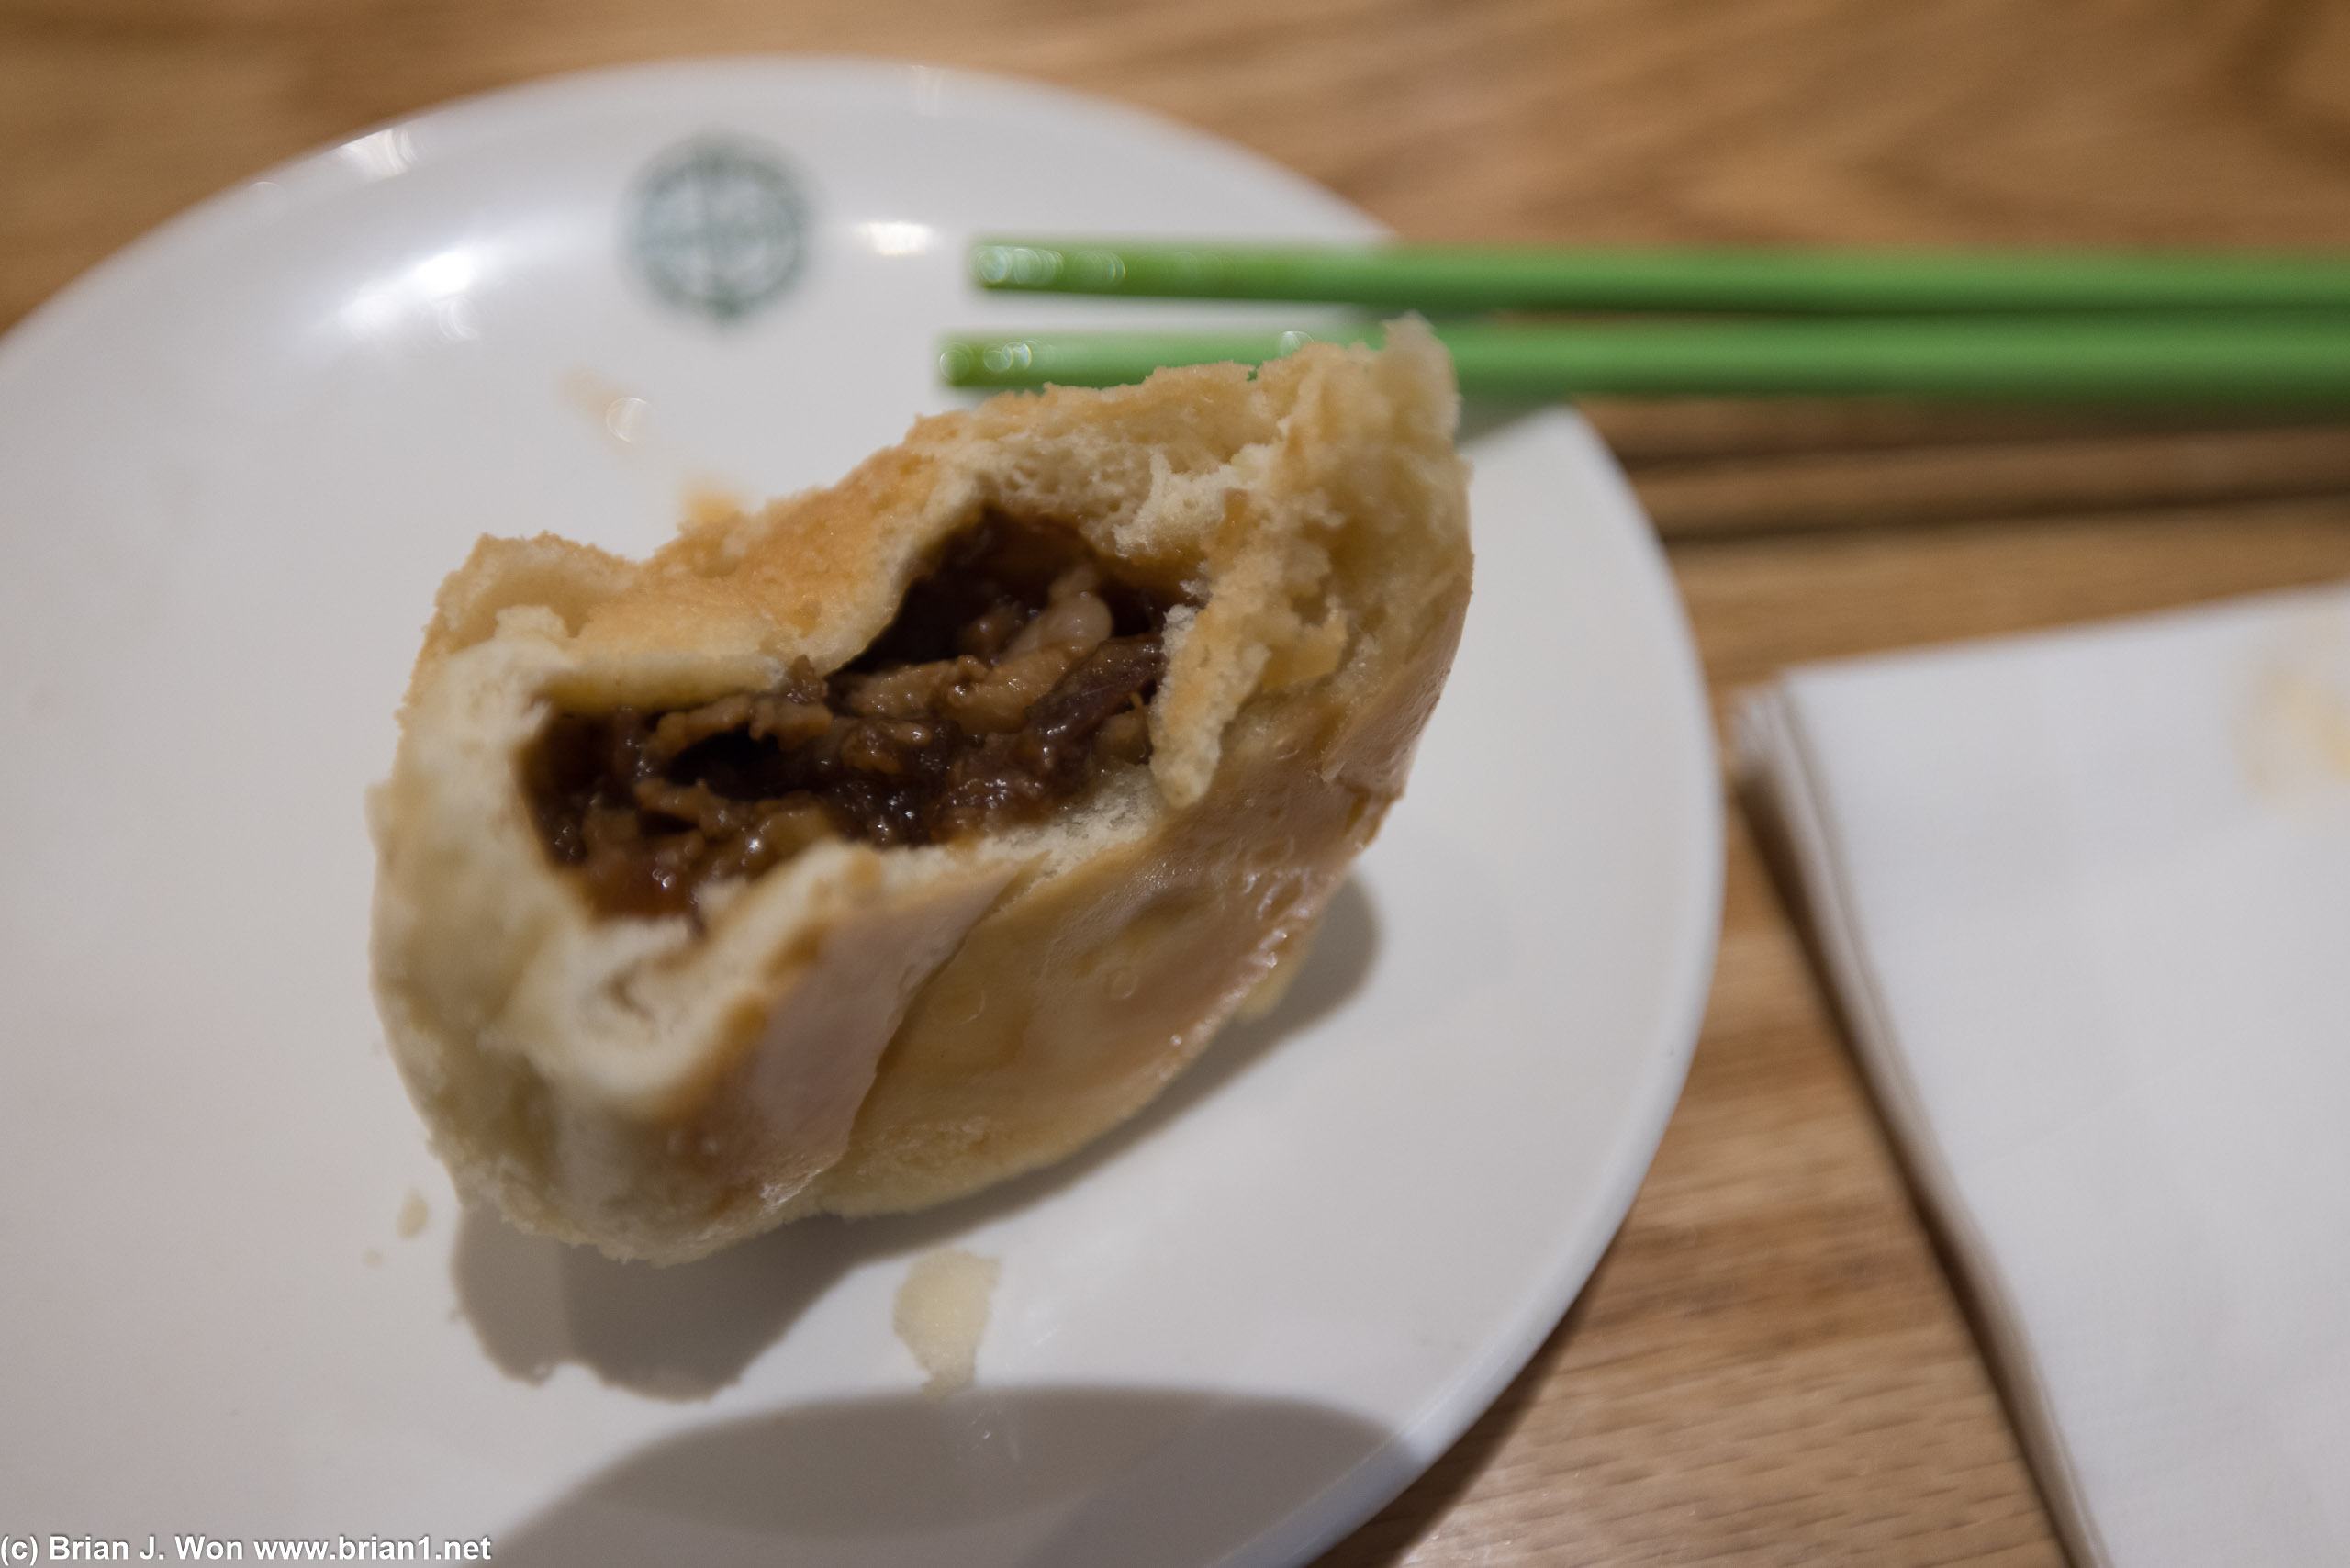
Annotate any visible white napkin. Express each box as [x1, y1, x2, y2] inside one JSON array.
[[1738, 585, 2350, 1568]]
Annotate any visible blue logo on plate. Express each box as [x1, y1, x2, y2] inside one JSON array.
[[628, 136, 811, 324]]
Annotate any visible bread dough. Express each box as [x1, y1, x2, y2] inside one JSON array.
[[369, 321, 1472, 1262]]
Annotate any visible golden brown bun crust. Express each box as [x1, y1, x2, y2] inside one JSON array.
[[369, 322, 1472, 1261]]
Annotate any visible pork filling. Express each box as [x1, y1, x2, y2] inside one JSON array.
[[520, 516, 1176, 920]]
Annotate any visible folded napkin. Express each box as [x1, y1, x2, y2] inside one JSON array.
[[1739, 585, 2350, 1568]]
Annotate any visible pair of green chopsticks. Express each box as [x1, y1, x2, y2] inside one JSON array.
[[938, 241, 2350, 402]]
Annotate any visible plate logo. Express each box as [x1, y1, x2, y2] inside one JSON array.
[[627, 136, 811, 324]]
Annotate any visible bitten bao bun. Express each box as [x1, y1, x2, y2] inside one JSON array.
[[369, 320, 1472, 1263]]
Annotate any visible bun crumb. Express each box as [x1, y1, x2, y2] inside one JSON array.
[[895, 1248, 1000, 1395]]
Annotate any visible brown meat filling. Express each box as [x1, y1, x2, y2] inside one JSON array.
[[520, 516, 1177, 920]]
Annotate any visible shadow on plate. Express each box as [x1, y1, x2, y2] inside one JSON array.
[[452, 877, 1382, 1399], [1456, 398, 1554, 444], [493, 1383, 1396, 1568]]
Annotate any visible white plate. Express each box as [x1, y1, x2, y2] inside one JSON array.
[[0, 59, 1718, 1568]]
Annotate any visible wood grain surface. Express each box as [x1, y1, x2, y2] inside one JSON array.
[[12, 2, 2350, 1562]]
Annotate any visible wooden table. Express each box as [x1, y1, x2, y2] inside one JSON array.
[[14, 2, 2349, 1561]]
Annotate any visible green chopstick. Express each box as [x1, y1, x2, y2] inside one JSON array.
[[938, 318, 2350, 402], [971, 241, 2350, 315]]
